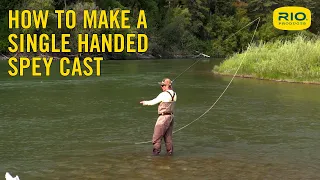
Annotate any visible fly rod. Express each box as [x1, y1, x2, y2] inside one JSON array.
[[171, 58, 203, 83]]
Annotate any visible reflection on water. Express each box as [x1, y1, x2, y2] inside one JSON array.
[[0, 59, 319, 179]]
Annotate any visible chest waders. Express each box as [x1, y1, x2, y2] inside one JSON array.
[[152, 91, 176, 155]]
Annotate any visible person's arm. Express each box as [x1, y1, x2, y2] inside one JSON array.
[[140, 92, 165, 106]]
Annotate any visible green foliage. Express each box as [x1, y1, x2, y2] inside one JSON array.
[[213, 34, 320, 83], [158, 8, 192, 55], [0, 16, 9, 53], [0, 0, 21, 53], [1, 0, 319, 59]]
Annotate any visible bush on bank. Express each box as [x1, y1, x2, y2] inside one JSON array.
[[213, 34, 320, 84]]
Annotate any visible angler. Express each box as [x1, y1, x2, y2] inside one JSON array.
[[140, 78, 177, 155]]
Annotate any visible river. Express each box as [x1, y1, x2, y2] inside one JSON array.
[[0, 59, 319, 179]]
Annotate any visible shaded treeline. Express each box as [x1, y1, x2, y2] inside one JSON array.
[[0, 0, 319, 59]]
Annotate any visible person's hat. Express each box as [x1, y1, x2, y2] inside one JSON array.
[[158, 78, 172, 86]]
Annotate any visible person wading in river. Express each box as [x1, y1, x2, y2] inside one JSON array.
[[140, 78, 177, 155]]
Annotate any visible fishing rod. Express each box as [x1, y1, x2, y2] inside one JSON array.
[[171, 58, 203, 83], [171, 16, 261, 84], [134, 17, 261, 145]]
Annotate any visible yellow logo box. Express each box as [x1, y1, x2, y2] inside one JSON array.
[[273, 6, 311, 30]]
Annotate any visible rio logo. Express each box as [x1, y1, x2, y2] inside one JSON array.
[[273, 6, 311, 30]]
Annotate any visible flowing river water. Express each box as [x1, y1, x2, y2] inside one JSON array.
[[0, 59, 319, 179]]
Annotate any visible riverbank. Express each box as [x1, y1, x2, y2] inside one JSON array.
[[212, 35, 320, 84], [213, 73, 320, 85], [0, 51, 212, 61]]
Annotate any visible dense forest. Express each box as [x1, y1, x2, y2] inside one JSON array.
[[0, 0, 319, 59]]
